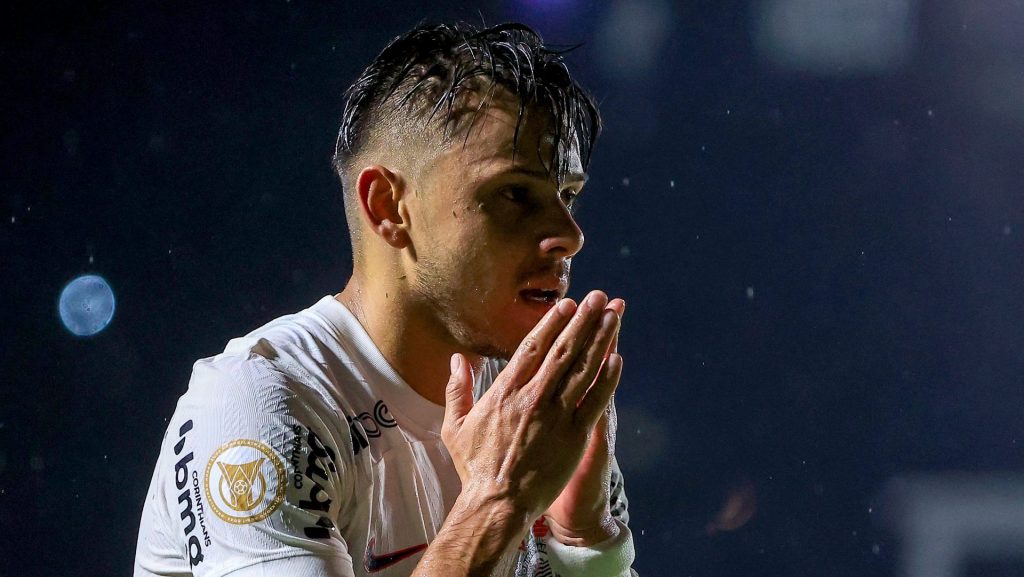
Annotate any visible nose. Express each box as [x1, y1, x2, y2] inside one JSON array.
[[538, 203, 585, 258]]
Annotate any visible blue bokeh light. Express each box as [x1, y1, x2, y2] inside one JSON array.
[[59, 274, 116, 336]]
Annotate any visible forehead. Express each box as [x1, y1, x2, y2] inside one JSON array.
[[439, 98, 585, 184]]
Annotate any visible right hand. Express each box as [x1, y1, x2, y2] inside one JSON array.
[[440, 290, 624, 519]]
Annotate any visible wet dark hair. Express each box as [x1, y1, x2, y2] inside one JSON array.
[[332, 21, 602, 191]]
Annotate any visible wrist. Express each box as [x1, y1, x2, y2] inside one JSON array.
[[544, 519, 635, 577], [413, 490, 533, 576], [449, 488, 532, 534], [545, 512, 619, 547]]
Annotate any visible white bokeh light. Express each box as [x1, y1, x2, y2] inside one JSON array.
[[753, 0, 916, 76]]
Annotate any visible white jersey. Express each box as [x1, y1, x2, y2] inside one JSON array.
[[134, 295, 635, 577]]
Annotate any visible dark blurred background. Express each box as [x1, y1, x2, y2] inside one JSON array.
[[3, 1, 1024, 575]]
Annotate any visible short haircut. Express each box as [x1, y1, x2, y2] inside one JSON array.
[[332, 21, 602, 251]]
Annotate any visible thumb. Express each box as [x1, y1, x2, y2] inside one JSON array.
[[443, 353, 474, 432]]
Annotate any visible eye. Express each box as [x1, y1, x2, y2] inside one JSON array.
[[560, 189, 580, 212], [500, 186, 531, 204]]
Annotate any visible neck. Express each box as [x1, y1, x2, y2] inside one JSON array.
[[336, 274, 483, 407]]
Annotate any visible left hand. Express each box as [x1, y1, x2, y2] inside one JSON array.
[[544, 298, 624, 546]]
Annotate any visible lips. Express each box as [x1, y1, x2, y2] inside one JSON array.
[[519, 288, 560, 305], [518, 265, 569, 308]]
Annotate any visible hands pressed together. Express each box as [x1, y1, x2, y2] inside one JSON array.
[[442, 290, 625, 548]]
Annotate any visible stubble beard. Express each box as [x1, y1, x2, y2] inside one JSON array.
[[413, 251, 518, 361]]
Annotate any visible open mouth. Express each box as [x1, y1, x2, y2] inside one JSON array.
[[520, 288, 560, 305]]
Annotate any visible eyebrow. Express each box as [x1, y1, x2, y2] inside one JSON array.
[[501, 166, 588, 187]]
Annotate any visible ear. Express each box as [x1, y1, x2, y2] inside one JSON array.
[[356, 165, 411, 249]]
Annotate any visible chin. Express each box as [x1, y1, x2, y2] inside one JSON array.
[[464, 319, 533, 361], [455, 300, 552, 361]]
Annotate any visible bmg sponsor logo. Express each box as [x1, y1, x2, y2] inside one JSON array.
[[290, 424, 339, 539], [172, 420, 211, 567]]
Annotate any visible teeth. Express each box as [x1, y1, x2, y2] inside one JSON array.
[[522, 290, 555, 303]]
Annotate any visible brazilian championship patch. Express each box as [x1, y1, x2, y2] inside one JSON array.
[[204, 439, 287, 524]]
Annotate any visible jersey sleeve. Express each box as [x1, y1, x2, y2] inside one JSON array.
[[141, 351, 357, 577]]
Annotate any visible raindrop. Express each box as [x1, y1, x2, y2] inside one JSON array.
[[59, 274, 116, 336]]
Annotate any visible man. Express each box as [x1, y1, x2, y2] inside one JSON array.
[[134, 21, 636, 577]]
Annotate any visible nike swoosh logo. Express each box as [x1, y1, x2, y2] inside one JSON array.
[[364, 537, 428, 573]]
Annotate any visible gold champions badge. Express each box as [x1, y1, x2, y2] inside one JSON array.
[[204, 439, 286, 524]]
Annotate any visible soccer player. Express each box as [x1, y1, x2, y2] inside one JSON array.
[[134, 21, 636, 577]]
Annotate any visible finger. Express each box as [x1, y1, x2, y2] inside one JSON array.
[[577, 353, 623, 428], [442, 353, 474, 435], [559, 308, 620, 406], [589, 410, 610, 458], [532, 290, 609, 397], [606, 299, 625, 317], [570, 410, 612, 478], [503, 297, 577, 385], [605, 299, 625, 354]]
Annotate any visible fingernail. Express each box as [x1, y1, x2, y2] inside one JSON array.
[[557, 298, 575, 315], [602, 309, 618, 328], [450, 354, 460, 373]]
